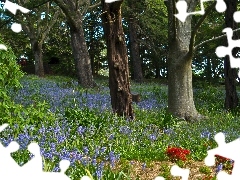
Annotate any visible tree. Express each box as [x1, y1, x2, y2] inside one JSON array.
[[101, 0, 134, 119], [223, 0, 239, 109], [165, 0, 215, 121], [13, 0, 61, 77], [126, 0, 143, 83], [53, 0, 98, 88]]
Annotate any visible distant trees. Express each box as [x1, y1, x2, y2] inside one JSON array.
[[15, 0, 61, 77], [126, 0, 143, 83]]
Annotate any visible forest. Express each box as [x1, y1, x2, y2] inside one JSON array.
[[0, 0, 240, 179]]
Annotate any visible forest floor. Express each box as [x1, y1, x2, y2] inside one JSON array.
[[5, 75, 238, 180], [121, 160, 216, 179]]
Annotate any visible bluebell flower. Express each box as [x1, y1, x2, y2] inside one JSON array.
[[119, 126, 132, 135], [100, 147, 107, 153], [149, 134, 157, 141], [142, 162, 146, 170], [92, 158, 97, 166], [83, 146, 89, 154], [201, 131, 211, 139], [108, 134, 114, 140], [95, 162, 104, 180], [216, 163, 223, 173], [163, 128, 174, 135], [77, 126, 86, 135]]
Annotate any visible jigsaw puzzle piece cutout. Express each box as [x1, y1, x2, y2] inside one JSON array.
[[4, 0, 30, 15], [0, 123, 9, 132], [0, 44, 7, 50], [205, 132, 240, 178], [38, 160, 71, 180], [3, 0, 30, 33], [216, 28, 240, 69], [215, 0, 227, 12], [175, 0, 227, 23], [0, 141, 21, 176], [171, 165, 189, 180], [174, 1, 189, 22], [80, 176, 92, 180], [233, 11, 240, 23], [217, 171, 235, 180], [21, 142, 42, 173], [154, 176, 165, 180]]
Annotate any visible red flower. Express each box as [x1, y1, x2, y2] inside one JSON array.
[[166, 146, 191, 162]]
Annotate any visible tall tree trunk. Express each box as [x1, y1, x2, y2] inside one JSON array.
[[101, 0, 134, 119], [128, 7, 143, 83], [53, 0, 96, 88], [166, 0, 201, 121], [31, 40, 44, 77], [224, 0, 239, 109], [69, 19, 95, 88]]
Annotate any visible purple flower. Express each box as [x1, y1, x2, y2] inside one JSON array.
[[142, 162, 146, 170], [83, 146, 89, 154], [100, 147, 107, 153], [95, 162, 104, 180], [201, 131, 211, 139], [149, 134, 157, 141], [163, 128, 174, 135], [92, 158, 97, 166], [216, 163, 223, 173], [77, 126, 86, 135], [119, 126, 132, 135], [108, 134, 114, 140]]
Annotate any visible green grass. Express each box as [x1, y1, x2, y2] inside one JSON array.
[[2, 75, 240, 179]]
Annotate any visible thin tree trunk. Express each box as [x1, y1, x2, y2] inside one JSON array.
[[101, 0, 134, 119], [224, 0, 239, 109], [128, 11, 143, 83], [31, 41, 44, 77], [69, 21, 95, 88]]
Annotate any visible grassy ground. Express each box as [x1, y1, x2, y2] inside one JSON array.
[[2, 75, 239, 179]]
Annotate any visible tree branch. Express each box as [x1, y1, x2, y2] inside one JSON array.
[[53, 0, 76, 28], [89, 1, 101, 9], [40, 10, 61, 44], [194, 27, 240, 50], [188, 1, 216, 54]]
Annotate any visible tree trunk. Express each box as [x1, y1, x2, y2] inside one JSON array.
[[128, 9, 143, 83], [101, 0, 134, 119], [31, 41, 44, 77], [166, 0, 201, 121], [69, 20, 95, 88], [224, 0, 239, 109], [168, 48, 199, 120]]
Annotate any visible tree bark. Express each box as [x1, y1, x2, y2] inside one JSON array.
[[101, 0, 134, 119], [53, 0, 96, 88], [128, 3, 143, 83], [69, 19, 95, 88], [166, 0, 202, 121], [31, 40, 44, 77], [224, 0, 239, 109]]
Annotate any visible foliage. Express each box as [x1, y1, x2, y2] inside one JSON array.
[[0, 38, 24, 90], [2, 75, 240, 179]]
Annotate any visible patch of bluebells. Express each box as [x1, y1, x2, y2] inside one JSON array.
[[9, 77, 167, 114], [0, 119, 122, 179]]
